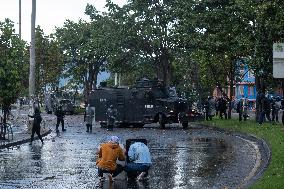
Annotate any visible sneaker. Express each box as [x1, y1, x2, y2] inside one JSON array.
[[107, 174, 114, 182], [62, 129, 66, 132], [86, 130, 89, 132], [137, 172, 146, 181]]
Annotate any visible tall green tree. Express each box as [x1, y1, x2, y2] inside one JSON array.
[[35, 27, 64, 99], [0, 19, 26, 138], [104, 0, 181, 86]]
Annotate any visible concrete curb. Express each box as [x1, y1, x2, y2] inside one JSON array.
[[0, 129, 52, 149]]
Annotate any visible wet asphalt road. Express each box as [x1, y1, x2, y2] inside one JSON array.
[[0, 115, 264, 189]]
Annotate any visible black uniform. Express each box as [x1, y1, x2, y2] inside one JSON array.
[[55, 106, 66, 132], [218, 98, 227, 119], [271, 99, 279, 123], [28, 108, 43, 144], [281, 99, 284, 126], [106, 105, 117, 131]]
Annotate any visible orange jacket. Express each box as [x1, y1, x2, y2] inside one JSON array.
[[96, 142, 125, 171]]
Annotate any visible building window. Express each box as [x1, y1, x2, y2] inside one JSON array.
[[248, 86, 254, 96], [248, 70, 254, 78]]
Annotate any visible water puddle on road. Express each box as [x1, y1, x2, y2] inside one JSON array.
[[0, 135, 234, 189], [147, 137, 232, 189]]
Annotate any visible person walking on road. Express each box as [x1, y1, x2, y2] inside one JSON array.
[[28, 107, 43, 144], [106, 105, 117, 131], [84, 104, 94, 132], [124, 141, 152, 181], [96, 136, 125, 182], [55, 105, 66, 132]]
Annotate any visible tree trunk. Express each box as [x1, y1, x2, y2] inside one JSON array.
[[0, 106, 9, 139], [156, 48, 171, 86], [228, 59, 235, 119]]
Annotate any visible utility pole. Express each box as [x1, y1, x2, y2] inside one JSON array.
[[29, 0, 36, 97], [19, 0, 21, 39]]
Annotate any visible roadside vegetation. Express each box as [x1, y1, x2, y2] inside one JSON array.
[[201, 118, 284, 189]]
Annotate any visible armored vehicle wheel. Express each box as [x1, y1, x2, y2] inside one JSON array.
[[100, 123, 107, 128], [182, 122, 188, 129], [158, 114, 166, 129], [133, 123, 145, 128]]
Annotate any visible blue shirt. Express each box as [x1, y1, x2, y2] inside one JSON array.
[[128, 142, 152, 165]]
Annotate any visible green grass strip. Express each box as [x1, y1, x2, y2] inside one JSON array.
[[200, 118, 284, 189]]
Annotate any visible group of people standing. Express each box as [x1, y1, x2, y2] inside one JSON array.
[[84, 103, 118, 132], [204, 96, 228, 121], [256, 93, 284, 125], [203, 93, 284, 126]]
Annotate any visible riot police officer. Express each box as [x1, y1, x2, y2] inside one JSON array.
[[106, 105, 117, 131], [55, 105, 66, 132], [84, 104, 94, 132]]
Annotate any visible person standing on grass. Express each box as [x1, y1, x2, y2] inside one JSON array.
[[281, 98, 284, 126], [28, 107, 43, 145], [259, 95, 272, 125]]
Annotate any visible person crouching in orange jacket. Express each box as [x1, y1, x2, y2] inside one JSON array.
[[96, 136, 125, 182]]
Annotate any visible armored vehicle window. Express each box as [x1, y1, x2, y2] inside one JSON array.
[[152, 88, 169, 99], [169, 87, 178, 98]]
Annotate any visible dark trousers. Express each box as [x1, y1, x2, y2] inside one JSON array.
[[259, 111, 271, 124], [31, 124, 43, 143], [56, 118, 64, 131], [219, 110, 227, 119], [282, 110, 284, 125], [124, 163, 150, 175], [98, 164, 124, 177], [239, 112, 243, 121], [107, 124, 114, 131], [86, 124, 92, 132], [205, 112, 212, 121], [272, 109, 279, 122]]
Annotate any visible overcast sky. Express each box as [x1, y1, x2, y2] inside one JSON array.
[[0, 0, 126, 42]]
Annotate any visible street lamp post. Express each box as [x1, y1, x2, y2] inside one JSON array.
[[29, 0, 36, 98], [19, 0, 21, 39]]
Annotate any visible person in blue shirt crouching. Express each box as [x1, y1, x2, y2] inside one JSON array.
[[124, 141, 152, 181]]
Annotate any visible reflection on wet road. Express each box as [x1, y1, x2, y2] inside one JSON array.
[[0, 119, 259, 189]]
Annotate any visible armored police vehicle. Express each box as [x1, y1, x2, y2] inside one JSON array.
[[44, 91, 75, 115], [88, 78, 192, 129]]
